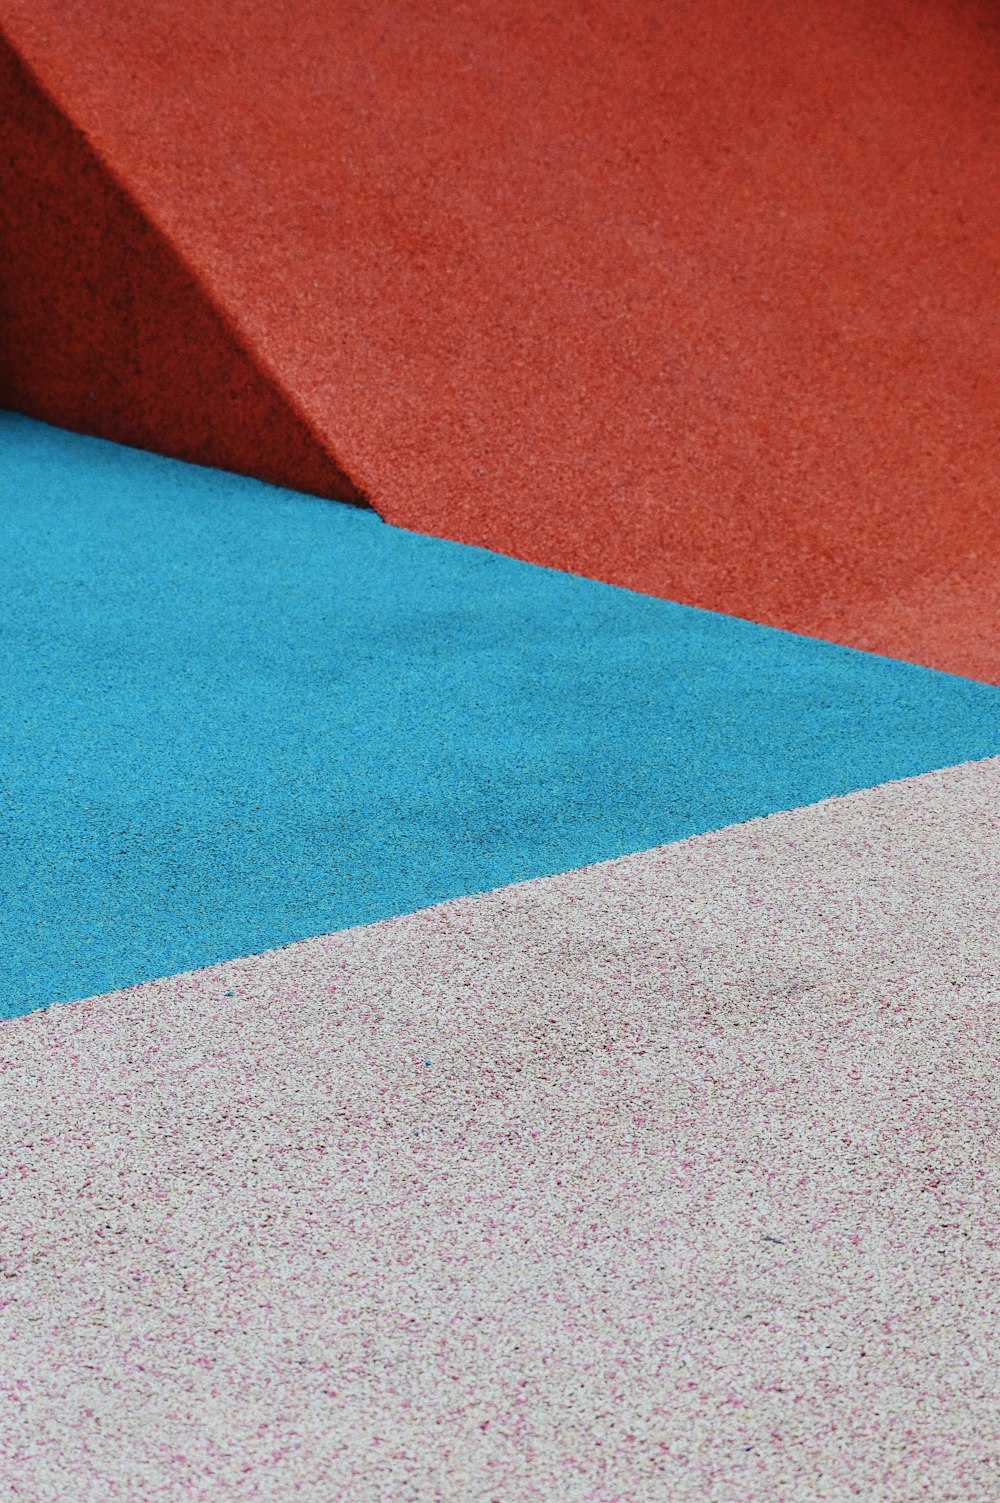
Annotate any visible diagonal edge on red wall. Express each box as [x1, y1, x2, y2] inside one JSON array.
[[0, 30, 369, 507]]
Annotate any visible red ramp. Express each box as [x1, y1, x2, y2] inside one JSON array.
[[2, 0, 999, 678], [0, 38, 363, 503]]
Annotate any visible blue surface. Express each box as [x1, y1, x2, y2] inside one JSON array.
[[2, 411, 999, 1016]]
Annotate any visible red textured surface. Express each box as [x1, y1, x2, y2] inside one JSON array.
[[0, 39, 364, 503], [2, 0, 999, 679]]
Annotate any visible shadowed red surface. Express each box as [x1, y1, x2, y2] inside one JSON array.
[[2, 0, 999, 678], [0, 40, 364, 504]]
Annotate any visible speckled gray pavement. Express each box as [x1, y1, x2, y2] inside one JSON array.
[[2, 758, 998, 1501]]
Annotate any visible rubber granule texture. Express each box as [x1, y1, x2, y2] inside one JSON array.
[[2, 0, 1000, 675], [2, 758, 998, 1501]]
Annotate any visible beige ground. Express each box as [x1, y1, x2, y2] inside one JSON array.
[[2, 758, 998, 1500]]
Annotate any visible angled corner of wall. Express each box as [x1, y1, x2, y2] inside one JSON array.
[[0, 30, 366, 505]]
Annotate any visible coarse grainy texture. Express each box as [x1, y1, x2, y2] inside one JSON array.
[[2, 757, 998, 1501], [0, 37, 363, 504], [5, 413, 1000, 1016], [3, 0, 1000, 676]]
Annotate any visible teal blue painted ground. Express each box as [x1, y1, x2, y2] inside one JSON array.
[[2, 411, 999, 1015]]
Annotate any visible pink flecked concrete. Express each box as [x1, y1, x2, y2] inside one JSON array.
[[2, 759, 999, 1500]]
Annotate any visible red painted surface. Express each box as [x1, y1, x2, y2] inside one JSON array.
[[1, 0, 999, 679], [0, 39, 364, 503]]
